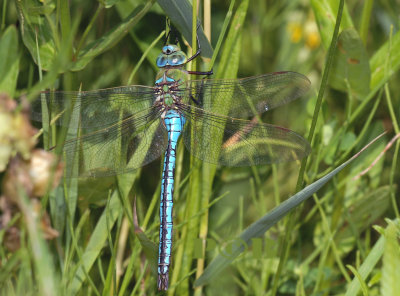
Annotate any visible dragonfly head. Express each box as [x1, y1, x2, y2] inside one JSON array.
[[156, 45, 187, 68]]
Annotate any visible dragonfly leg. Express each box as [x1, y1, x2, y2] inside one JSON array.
[[189, 73, 211, 105], [185, 26, 212, 69], [185, 33, 214, 76], [190, 94, 200, 105], [186, 32, 202, 63], [187, 69, 214, 76]]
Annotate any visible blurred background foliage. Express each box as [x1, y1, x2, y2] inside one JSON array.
[[0, 0, 399, 295]]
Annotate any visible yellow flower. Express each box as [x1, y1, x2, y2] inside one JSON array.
[[304, 21, 320, 50], [306, 31, 321, 49], [287, 23, 303, 43]]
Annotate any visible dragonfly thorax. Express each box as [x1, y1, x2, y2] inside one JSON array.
[[155, 81, 180, 108], [164, 94, 174, 106], [154, 70, 186, 117], [156, 44, 187, 68]]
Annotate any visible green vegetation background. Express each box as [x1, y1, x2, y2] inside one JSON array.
[[0, 0, 399, 295]]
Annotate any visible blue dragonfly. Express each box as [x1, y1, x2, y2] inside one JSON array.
[[33, 41, 311, 290]]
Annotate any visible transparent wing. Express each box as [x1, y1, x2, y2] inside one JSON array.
[[59, 107, 167, 178], [180, 104, 310, 166], [176, 71, 310, 118], [31, 85, 156, 130]]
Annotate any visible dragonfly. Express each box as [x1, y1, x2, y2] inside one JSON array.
[[32, 40, 311, 290]]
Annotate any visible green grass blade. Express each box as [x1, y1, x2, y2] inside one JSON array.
[[101, 0, 122, 9], [0, 26, 19, 97], [359, 0, 374, 45], [380, 220, 400, 296], [194, 134, 384, 287], [72, 1, 155, 71], [310, 0, 354, 49], [19, 192, 59, 296], [346, 265, 369, 296], [59, 0, 71, 44], [15, 0, 57, 71], [345, 236, 385, 296], [370, 29, 400, 89], [69, 191, 123, 294]]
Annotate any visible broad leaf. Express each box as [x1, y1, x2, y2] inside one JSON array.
[[329, 28, 370, 98], [157, 0, 213, 58]]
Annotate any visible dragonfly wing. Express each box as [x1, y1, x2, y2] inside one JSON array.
[[60, 108, 167, 178], [180, 105, 310, 166], [32, 85, 156, 130], [179, 72, 310, 119]]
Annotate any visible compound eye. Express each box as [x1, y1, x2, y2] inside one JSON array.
[[156, 56, 167, 67]]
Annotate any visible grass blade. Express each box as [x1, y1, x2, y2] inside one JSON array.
[[195, 133, 385, 287]]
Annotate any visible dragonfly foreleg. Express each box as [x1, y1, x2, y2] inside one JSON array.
[[187, 69, 214, 76]]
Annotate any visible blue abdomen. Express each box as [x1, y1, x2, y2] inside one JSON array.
[[158, 110, 186, 290]]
